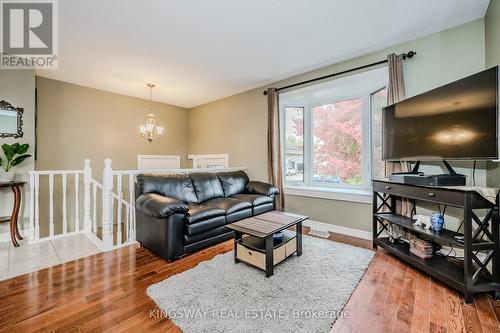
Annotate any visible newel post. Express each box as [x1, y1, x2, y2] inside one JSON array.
[[102, 158, 114, 250], [83, 159, 92, 233]]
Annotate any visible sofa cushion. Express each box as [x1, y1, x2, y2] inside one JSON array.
[[253, 202, 275, 215], [203, 197, 252, 214], [231, 194, 273, 207], [184, 226, 230, 245], [185, 215, 227, 236], [185, 204, 225, 224], [190, 173, 224, 202], [226, 208, 253, 223], [136, 174, 198, 203], [217, 171, 249, 197]]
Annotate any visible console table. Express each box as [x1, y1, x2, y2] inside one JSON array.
[[372, 180, 500, 303], [0, 181, 26, 247]]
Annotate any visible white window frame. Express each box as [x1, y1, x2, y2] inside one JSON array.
[[370, 86, 389, 181], [280, 85, 386, 203]]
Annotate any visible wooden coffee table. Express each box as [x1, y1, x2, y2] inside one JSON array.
[[226, 211, 308, 277]]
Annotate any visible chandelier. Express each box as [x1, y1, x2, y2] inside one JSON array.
[[140, 83, 164, 143]]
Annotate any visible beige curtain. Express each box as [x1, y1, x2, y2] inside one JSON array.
[[267, 88, 285, 211], [385, 53, 408, 176], [385, 53, 411, 216]]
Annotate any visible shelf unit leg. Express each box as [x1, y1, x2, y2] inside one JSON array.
[[492, 207, 500, 284], [464, 292, 473, 304], [463, 192, 473, 303], [372, 191, 378, 249]]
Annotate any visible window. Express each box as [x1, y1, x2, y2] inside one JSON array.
[[313, 98, 363, 185], [280, 66, 388, 194], [371, 88, 388, 181], [284, 107, 304, 183]]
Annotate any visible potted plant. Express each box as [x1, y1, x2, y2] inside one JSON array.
[[0, 143, 31, 182]]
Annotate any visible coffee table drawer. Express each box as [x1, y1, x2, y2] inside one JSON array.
[[236, 242, 287, 270], [373, 181, 463, 206]]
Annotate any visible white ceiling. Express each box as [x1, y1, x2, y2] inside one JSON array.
[[36, 0, 490, 108]]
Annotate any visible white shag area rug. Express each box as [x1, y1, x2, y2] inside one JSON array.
[[147, 236, 374, 333]]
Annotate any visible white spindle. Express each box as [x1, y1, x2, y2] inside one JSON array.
[[125, 206, 130, 242], [102, 158, 114, 250], [111, 195, 115, 246], [34, 174, 40, 240], [29, 173, 35, 240], [93, 182, 97, 233], [74, 173, 80, 232], [62, 173, 67, 235], [129, 174, 135, 242], [49, 174, 54, 238], [116, 175, 122, 246], [83, 159, 92, 232]]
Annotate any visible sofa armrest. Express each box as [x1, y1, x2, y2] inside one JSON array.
[[245, 181, 279, 196], [135, 193, 188, 218]]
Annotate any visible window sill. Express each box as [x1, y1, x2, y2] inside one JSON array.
[[284, 185, 372, 204]]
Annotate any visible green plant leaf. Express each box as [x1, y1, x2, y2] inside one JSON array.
[[18, 143, 29, 154], [1, 144, 14, 161], [12, 143, 20, 154], [10, 154, 31, 167]]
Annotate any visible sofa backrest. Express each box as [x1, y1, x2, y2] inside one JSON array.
[[136, 174, 198, 203], [136, 170, 249, 203], [217, 170, 249, 197], [190, 172, 224, 202]]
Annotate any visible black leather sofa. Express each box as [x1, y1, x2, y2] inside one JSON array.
[[135, 170, 279, 262]]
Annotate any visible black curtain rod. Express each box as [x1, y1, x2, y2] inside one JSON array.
[[263, 51, 416, 95]]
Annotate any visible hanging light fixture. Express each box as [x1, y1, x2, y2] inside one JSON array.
[[140, 83, 165, 143]]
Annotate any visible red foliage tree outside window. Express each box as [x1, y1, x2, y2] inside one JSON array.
[[293, 99, 363, 184], [287, 87, 386, 186]]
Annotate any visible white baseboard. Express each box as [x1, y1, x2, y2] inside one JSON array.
[[303, 220, 372, 241]]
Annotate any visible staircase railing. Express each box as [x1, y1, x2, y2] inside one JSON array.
[[28, 158, 244, 251]]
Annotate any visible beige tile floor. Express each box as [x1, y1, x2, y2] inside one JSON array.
[[0, 233, 101, 281]]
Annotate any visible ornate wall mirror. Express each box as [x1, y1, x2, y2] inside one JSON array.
[[0, 100, 24, 138]]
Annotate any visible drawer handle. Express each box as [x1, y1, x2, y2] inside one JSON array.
[[248, 251, 252, 256], [385, 186, 391, 189], [428, 192, 436, 197]]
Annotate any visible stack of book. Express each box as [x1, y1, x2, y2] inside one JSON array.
[[409, 235, 434, 259]]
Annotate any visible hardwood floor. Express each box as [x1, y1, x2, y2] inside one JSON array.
[[0, 230, 498, 333]]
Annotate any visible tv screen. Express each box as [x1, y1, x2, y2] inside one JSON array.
[[382, 66, 499, 161]]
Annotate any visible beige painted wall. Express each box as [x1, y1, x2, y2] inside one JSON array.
[[0, 69, 36, 233], [36, 77, 190, 172], [35, 77, 190, 236], [189, 19, 486, 232]]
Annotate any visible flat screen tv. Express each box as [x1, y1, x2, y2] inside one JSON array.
[[382, 66, 499, 161]]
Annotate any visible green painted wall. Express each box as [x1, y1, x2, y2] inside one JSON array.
[[486, 0, 500, 67]]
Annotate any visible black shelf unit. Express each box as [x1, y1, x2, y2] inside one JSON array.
[[372, 180, 500, 303]]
